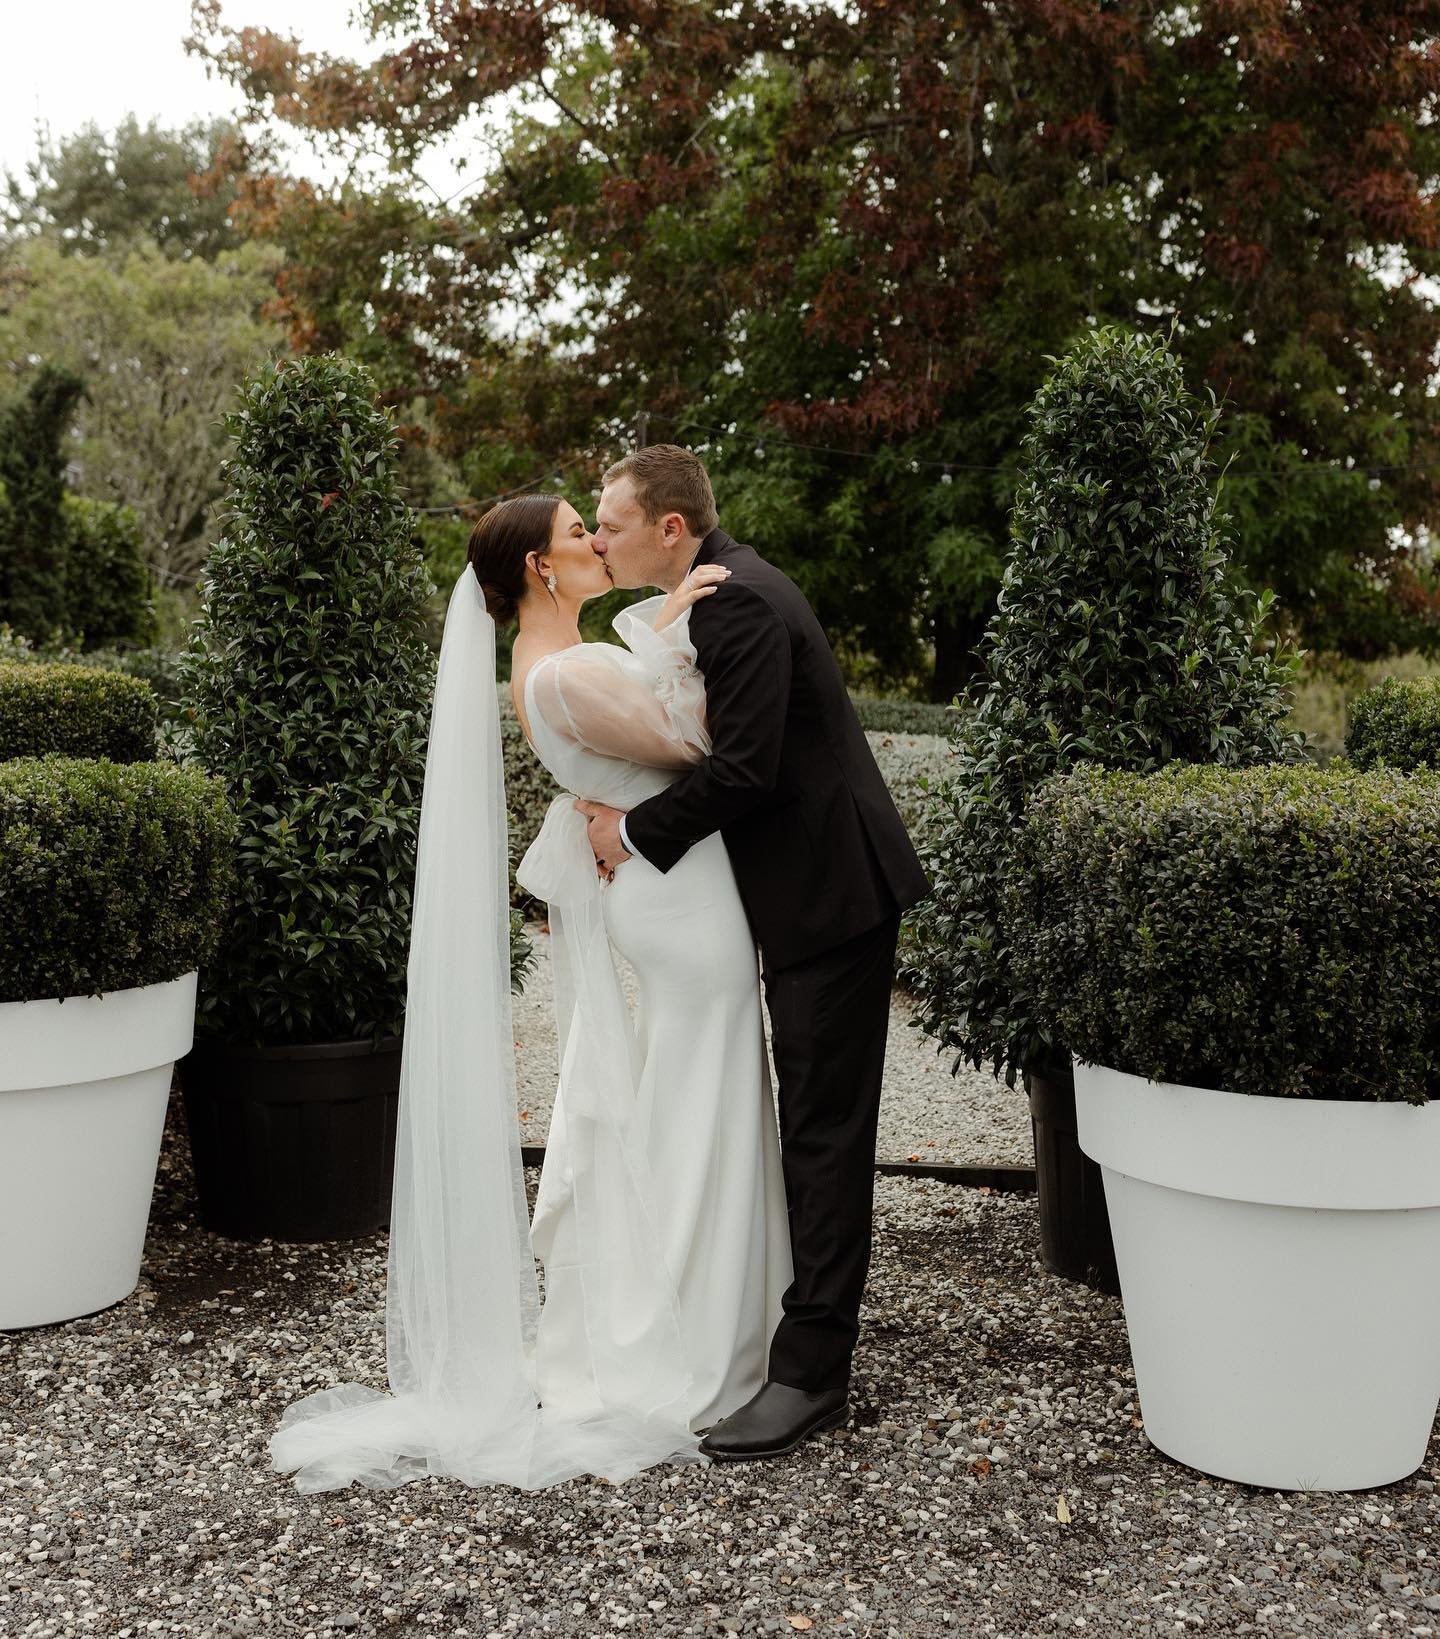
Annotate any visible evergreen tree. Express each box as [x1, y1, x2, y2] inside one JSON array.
[[0, 364, 86, 643]]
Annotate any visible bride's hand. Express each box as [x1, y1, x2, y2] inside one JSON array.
[[654, 564, 731, 631]]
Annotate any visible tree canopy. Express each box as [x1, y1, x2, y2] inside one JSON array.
[[169, 2, 1440, 692]]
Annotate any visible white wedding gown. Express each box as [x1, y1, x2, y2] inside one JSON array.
[[517, 598, 793, 1439], [267, 589, 792, 1493]]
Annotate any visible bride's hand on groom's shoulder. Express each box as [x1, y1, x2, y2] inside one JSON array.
[[655, 564, 731, 631]]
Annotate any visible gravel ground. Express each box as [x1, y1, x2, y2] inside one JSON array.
[[513, 922, 1029, 1169], [5, 1086, 1440, 1637]]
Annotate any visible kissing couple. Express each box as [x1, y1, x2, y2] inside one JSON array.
[[269, 444, 930, 1493]]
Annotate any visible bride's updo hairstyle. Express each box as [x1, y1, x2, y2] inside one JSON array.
[[466, 493, 562, 622]]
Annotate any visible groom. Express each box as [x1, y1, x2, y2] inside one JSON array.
[[578, 443, 931, 1461]]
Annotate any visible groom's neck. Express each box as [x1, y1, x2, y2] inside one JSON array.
[[654, 539, 703, 594]]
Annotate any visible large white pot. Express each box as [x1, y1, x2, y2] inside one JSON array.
[[0, 972, 198, 1329], [1075, 1059, 1440, 1492]]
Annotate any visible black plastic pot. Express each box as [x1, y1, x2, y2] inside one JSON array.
[[1025, 1061, 1121, 1296], [177, 1033, 402, 1242]]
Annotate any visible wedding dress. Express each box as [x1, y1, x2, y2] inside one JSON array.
[[268, 569, 791, 1493]]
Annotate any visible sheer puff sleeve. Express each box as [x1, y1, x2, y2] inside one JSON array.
[[529, 604, 710, 770]]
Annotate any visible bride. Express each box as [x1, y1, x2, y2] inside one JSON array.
[[268, 492, 793, 1493]]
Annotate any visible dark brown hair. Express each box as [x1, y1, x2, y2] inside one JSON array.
[[466, 494, 562, 622], [601, 443, 718, 538]]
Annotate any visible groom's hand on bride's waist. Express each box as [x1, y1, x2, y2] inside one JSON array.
[[574, 800, 633, 881]]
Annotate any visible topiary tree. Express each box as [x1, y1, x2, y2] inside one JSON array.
[[175, 353, 530, 1049], [903, 323, 1308, 1083], [0, 364, 86, 644]]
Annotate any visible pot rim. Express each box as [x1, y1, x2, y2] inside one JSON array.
[[1074, 1058, 1440, 1211], [185, 1033, 403, 1062]]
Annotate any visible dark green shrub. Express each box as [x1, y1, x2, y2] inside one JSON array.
[[0, 661, 158, 761], [0, 365, 86, 644], [1010, 761, 1440, 1105], [174, 354, 442, 1047], [0, 754, 237, 1004], [903, 325, 1307, 1082], [59, 494, 158, 650], [0, 622, 187, 728], [1345, 674, 1440, 773], [849, 695, 957, 738]]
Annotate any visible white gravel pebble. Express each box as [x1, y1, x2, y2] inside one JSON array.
[[514, 920, 1029, 1168], [4, 1093, 1439, 1637]]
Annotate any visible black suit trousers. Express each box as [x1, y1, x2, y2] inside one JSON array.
[[761, 910, 901, 1392]]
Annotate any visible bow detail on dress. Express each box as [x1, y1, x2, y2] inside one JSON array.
[[516, 796, 602, 909]]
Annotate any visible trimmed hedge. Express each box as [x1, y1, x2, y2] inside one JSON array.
[[1346, 675, 1440, 773], [0, 755, 238, 1004], [1009, 761, 1440, 1105], [59, 493, 158, 651], [0, 622, 189, 730], [0, 660, 158, 762], [849, 695, 957, 738]]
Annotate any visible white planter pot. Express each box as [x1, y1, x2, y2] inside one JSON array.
[[0, 973, 198, 1329], [1075, 1059, 1440, 1492]]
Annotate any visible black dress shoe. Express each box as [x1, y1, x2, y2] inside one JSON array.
[[699, 1380, 849, 1461]]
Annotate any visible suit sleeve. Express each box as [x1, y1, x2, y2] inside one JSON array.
[[622, 582, 791, 873]]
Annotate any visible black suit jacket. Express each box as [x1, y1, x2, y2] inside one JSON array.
[[623, 527, 931, 971]]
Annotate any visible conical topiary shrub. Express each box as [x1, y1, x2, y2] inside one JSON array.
[[174, 353, 440, 1049], [904, 325, 1307, 1284]]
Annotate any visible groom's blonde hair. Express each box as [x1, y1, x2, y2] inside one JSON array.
[[602, 444, 718, 539]]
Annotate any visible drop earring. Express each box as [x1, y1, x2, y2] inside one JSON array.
[[546, 573, 558, 594]]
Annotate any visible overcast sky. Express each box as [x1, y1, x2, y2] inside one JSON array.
[[0, 0, 486, 203]]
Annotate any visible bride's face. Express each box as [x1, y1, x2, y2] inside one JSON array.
[[539, 501, 612, 602]]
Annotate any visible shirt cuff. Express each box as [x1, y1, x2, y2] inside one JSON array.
[[618, 813, 646, 864]]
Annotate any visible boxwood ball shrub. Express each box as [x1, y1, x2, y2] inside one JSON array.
[[1009, 761, 1440, 1105], [0, 661, 158, 762], [0, 755, 237, 1004], [175, 353, 532, 1047], [1346, 674, 1440, 773], [903, 325, 1306, 1081]]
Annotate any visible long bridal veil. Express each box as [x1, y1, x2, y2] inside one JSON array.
[[268, 566, 703, 1493]]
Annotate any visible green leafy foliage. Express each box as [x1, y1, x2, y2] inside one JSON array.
[[0, 754, 237, 1004], [1, 114, 248, 260], [1345, 675, 1440, 773], [1010, 762, 1440, 1105], [903, 326, 1307, 1083], [58, 494, 157, 650], [849, 696, 957, 738], [190, 2, 1440, 682], [0, 661, 157, 762], [0, 621, 186, 727], [174, 353, 445, 1047], [0, 235, 288, 589]]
